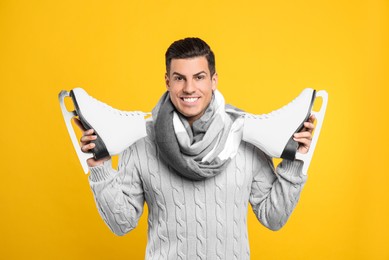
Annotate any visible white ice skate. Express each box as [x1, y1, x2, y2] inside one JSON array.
[[59, 88, 149, 174], [242, 88, 328, 175]]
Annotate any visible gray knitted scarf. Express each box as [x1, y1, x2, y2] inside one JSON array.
[[153, 90, 243, 181]]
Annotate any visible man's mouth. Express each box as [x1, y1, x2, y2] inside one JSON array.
[[181, 97, 199, 103]]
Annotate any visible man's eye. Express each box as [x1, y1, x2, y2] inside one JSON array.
[[174, 76, 183, 81], [196, 75, 205, 80]]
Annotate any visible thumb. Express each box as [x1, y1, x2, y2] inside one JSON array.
[[73, 118, 87, 132]]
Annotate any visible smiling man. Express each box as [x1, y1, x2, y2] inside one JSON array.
[[78, 37, 314, 259], [165, 52, 217, 125]]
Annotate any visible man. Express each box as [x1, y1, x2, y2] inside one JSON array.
[[76, 37, 314, 259]]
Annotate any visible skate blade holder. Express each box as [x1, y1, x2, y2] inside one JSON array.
[[295, 90, 328, 175], [59, 90, 150, 174]]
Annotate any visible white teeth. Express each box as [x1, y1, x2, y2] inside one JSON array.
[[183, 97, 198, 103]]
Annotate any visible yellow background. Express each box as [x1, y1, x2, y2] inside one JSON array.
[[1, 0, 388, 259]]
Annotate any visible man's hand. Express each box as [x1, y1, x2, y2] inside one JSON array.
[[73, 118, 111, 167], [293, 114, 316, 154]]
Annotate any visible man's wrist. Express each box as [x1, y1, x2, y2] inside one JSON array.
[[89, 159, 115, 182]]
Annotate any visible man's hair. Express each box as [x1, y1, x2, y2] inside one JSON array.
[[165, 37, 216, 76]]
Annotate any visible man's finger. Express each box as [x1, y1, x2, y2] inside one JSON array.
[[309, 114, 316, 123], [294, 131, 312, 139], [80, 134, 97, 143], [82, 128, 95, 137], [81, 143, 95, 153], [303, 122, 315, 131], [294, 137, 311, 148]]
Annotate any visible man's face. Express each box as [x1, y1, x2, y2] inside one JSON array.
[[165, 56, 218, 125]]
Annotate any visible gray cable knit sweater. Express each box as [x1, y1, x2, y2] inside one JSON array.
[[88, 122, 307, 260]]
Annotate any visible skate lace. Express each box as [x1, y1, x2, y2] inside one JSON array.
[[245, 96, 297, 119], [91, 95, 150, 117]]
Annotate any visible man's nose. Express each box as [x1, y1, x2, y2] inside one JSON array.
[[183, 80, 195, 94]]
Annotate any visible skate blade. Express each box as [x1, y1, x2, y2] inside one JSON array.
[[59, 90, 92, 174], [295, 90, 328, 175]]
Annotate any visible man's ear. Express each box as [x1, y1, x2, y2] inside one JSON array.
[[211, 73, 218, 91], [165, 73, 170, 90]]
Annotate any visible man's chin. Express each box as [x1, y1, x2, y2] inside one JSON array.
[[177, 109, 204, 123]]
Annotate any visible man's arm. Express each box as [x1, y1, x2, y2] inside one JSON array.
[[88, 147, 145, 236], [249, 153, 306, 231], [74, 118, 145, 236], [249, 115, 315, 230]]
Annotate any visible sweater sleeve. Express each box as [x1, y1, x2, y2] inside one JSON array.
[[88, 145, 145, 236], [249, 149, 307, 231]]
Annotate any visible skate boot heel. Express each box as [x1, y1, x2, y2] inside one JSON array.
[[90, 135, 110, 160], [280, 137, 300, 160], [59, 88, 149, 174], [295, 90, 328, 175]]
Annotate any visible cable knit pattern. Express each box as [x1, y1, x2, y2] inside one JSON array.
[[193, 181, 207, 259], [170, 170, 187, 260], [214, 172, 227, 260], [145, 134, 169, 259], [88, 122, 307, 259], [233, 145, 244, 259]]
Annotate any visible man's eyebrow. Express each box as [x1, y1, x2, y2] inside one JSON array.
[[171, 72, 186, 78], [193, 71, 207, 77], [171, 71, 207, 78]]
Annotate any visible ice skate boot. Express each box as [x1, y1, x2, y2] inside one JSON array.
[[242, 88, 328, 175], [59, 88, 149, 174]]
